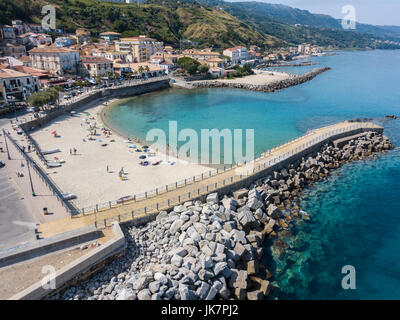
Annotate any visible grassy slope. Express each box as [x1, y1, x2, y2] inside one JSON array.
[[0, 0, 282, 48]]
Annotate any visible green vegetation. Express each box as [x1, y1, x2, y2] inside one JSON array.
[[197, 64, 209, 74], [1, 0, 398, 50], [227, 64, 254, 78], [28, 88, 59, 110], [178, 57, 199, 75], [0, 0, 279, 48]]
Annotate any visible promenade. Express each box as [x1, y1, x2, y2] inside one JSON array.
[[37, 120, 382, 238]]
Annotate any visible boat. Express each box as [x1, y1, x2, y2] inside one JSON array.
[[117, 195, 134, 204], [47, 162, 61, 168], [61, 193, 77, 200], [42, 148, 60, 155]]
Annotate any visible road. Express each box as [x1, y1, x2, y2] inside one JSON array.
[[0, 167, 37, 251]]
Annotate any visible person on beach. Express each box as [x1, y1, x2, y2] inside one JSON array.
[[107, 165, 109, 173], [70, 148, 72, 155], [28, 145, 31, 152], [73, 148, 77, 155]]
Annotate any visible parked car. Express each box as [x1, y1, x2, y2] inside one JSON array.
[[27, 107, 40, 112], [63, 95, 71, 100]]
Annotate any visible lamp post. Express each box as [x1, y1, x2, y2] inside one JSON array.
[[26, 159, 35, 197], [3, 129, 10, 160]]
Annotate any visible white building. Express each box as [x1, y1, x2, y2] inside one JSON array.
[[80, 56, 114, 78], [223, 46, 248, 64], [0, 68, 40, 104], [116, 35, 164, 62], [29, 47, 80, 76]]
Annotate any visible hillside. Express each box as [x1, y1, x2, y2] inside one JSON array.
[[0, 0, 281, 48], [1, 0, 399, 50]]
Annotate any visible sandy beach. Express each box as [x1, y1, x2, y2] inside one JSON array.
[[214, 70, 291, 86], [29, 97, 210, 209]]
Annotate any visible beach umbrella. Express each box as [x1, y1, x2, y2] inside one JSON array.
[[143, 145, 149, 149], [51, 131, 56, 134], [139, 155, 146, 159], [100, 123, 105, 127], [129, 144, 137, 148], [98, 139, 102, 142]]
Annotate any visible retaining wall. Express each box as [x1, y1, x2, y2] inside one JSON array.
[[9, 222, 126, 300], [0, 225, 100, 268], [20, 79, 170, 132]]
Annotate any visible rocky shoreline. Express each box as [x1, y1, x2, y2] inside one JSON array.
[[191, 67, 331, 93], [53, 130, 394, 300]]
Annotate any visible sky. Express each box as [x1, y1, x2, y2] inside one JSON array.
[[227, 0, 400, 26]]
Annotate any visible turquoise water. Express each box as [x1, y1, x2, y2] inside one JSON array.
[[105, 50, 400, 299]]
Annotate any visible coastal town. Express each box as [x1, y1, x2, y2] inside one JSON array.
[[1, 19, 326, 113], [0, 0, 399, 305]]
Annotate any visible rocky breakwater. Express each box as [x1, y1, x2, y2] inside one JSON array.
[[55, 131, 394, 300], [191, 67, 331, 93]]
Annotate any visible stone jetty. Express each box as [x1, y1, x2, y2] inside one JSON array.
[[191, 67, 331, 93], [54, 131, 393, 300]]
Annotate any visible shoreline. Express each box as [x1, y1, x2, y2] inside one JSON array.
[[29, 94, 211, 209], [53, 128, 395, 300], [190, 67, 331, 92]]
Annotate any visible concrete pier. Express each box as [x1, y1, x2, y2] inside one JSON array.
[[37, 120, 383, 238]]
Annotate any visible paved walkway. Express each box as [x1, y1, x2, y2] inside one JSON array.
[[36, 121, 382, 238], [0, 122, 70, 248]]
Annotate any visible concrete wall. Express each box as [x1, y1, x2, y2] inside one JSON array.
[[202, 126, 383, 201], [20, 79, 170, 132], [0, 225, 100, 268], [9, 222, 126, 300]]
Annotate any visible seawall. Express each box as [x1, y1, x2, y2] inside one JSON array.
[[191, 67, 331, 92], [20, 79, 171, 133]]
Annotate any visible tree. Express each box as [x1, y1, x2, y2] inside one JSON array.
[[138, 66, 145, 76], [27, 88, 58, 110], [197, 64, 209, 74], [177, 57, 200, 75]]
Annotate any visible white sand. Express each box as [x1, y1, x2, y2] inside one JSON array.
[[30, 98, 210, 209], [214, 70, 291, 86]]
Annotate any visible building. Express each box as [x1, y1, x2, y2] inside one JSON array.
[[18, 32, 52, 48], [204, 58, 224, 68], [223, 46, 248, 64], [92, 50, 129, 62], [208, 67, 226, 78], [99, 32, 121, 42], [0, 43, 27, 59], [116, 35, 164, 62], [0, 68, 40, 103], [1, 25, 16, 40], [80, 56, 114, 78], [55, 37, 77, 47], [113, 62, 165, 77], [29, 47, 80, 76], [181, 49, 221, 62]]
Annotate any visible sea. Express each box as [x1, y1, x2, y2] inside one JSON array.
[[104, 50, 400, 299]]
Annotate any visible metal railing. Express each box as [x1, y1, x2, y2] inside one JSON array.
[[93, 121, 378, 228], [4, 130, 80, 215]]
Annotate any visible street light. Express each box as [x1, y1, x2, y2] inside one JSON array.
[[3, 129, 10, 160], [26, 159, 36, 196]]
